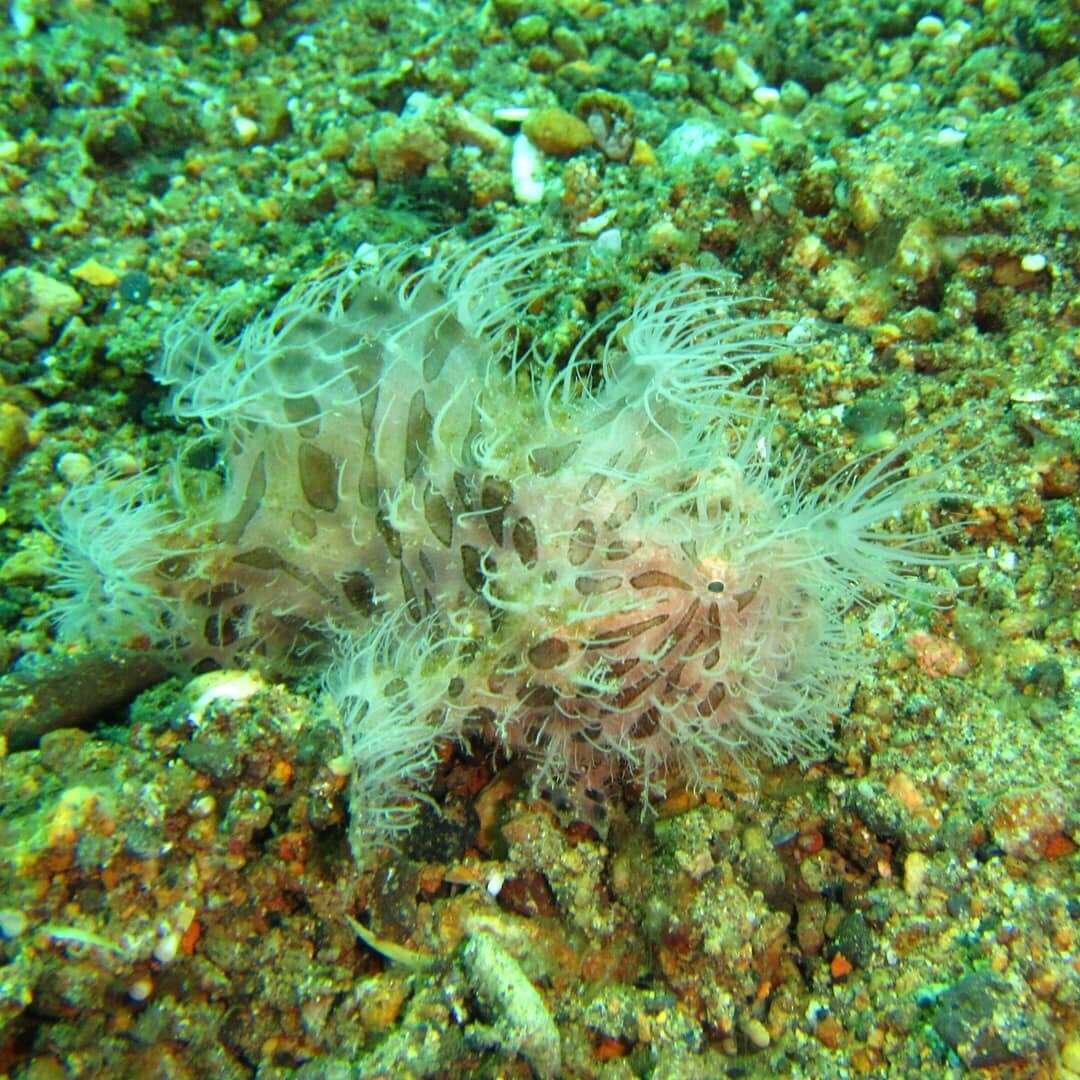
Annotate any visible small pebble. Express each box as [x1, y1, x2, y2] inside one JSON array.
[[733, 132, 769, 159], [576, 210, 616, 237], [57, 451, 93, 485], [511, 13, 549, 46], [0, 909, 28, 937], [233, 114, 259, 145], [522, 107, 593, 156], [733, 57, 760, 90], [1020, 253, 1046, 273], [866, 603, 897, 640], [511, 133, 545, 204], [904, 851, 929, 898], [119, 270, 152, 304], [779, 80, 810, 112], [187, 669, 265, 724], [1062, 1038, 1080, 1073], [153, 928, 181, 964], [108, 451, 141, 476], [742, 1016, 771, 1049], [71, 259, 119, 288], [5, 268, 82, 342], [592, 228, 622, 257], [190, 795, 216, 819], [935, 126, 966, 146]]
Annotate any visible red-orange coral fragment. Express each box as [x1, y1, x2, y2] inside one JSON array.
[[906, 632, 971, 678]]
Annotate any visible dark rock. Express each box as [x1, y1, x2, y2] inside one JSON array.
[[932, 972, 1053, 1069]]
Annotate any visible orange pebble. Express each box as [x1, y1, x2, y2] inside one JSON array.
[[831, 952, 853, 979], [180, 919, 202, 955]]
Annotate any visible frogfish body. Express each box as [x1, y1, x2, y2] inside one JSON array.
[[49, 232, 963, 853]]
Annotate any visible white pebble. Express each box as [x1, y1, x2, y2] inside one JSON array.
[[511, 133, 544, 205], [57, 451, 93, 485], [401, 90, 434, 121], [733, 132, 769, 159], [940, 22, 970, 49], [591, 228, 623, 257], [190, 794, 216, 819], [752, 86, 780, 108], [0, 909, 28, 938], [935, 126, 966, 146], [575, 209, 616, 236], [153, 929, 181, 965], [187, 669, 265, 724], [1020, 253, 1046, 273], [9, 0, 35, 36], [866, 603, 897, 640], [733, 57, 760, 91], [492, 106, 530, 124], [232, 114, 259, 145]]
